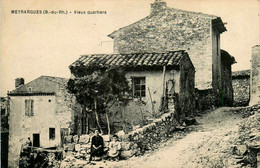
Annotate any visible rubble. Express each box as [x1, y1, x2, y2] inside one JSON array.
[[231, 104, 260, 168], [19, 147, 62, 168]]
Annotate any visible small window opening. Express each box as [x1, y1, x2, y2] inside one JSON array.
[[49, 128, 55, 140]]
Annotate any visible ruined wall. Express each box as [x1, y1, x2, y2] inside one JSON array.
[[111, 9, 213, 90], [250, 45, 260, 106], [232, 77, 250, 107]]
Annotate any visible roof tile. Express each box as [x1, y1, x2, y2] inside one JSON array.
[[70, 50, 187, 70]]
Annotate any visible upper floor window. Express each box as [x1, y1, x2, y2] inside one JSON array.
[[25, 100, 34, 116], [28, 87, 32, 93], [133, 77, 146, 98]]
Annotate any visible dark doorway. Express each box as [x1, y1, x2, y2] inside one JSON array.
[[33, 134, 40, 147], [1, 132, 9, 168], [60, 128, 68, 147]]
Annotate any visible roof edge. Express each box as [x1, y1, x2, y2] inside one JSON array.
[[8, 92, 55, 96]]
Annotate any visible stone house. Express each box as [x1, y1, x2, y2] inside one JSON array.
[[232, 70, 250, 107], [250, 45, 260, 106], [108, 0, 236, 108], [7, 76, 81, 168], [69, 50, 195, 133]]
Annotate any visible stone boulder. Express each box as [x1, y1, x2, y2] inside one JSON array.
[[73, 135, 79, 143], [102, 135, 110, 142], [79, 134, 90, 144], [120, 150, 134, 159], [121, 142, 132, 150]]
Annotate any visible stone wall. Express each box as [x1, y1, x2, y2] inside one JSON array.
[[194, 89, 216, 112], [118, 111, 179, 156], [178, 53, 196, 117], [250, 45, 260, 106], [62, 110, 181, 161], [232, 104, 260, 167], [56, 86, 82, 135], [111, 8, 213, 90], [232, 75, 250, 107]]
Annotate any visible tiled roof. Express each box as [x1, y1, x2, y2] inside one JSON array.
[[41, 76, 68, 87], [69, 50, 187, 70], [232, 70, 250, 78], [8, 76, 68, 96], [221, 50, 236, 64]]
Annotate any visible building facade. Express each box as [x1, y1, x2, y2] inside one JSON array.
[[250, 45, 260, 106], [7, 76, 81, 168], [70, 50, 195, 133], [108, 0, 235, 107], [232, 70, 250, 107]]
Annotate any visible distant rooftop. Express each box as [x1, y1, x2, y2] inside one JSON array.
[[232, 70, 250, 79], [8, 76, 68, 96]]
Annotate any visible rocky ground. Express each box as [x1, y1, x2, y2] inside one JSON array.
[[60, 106, 260, 168]]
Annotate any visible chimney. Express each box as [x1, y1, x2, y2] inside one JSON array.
[[151, 0, 167, 15], [15, 78, 24, 88]]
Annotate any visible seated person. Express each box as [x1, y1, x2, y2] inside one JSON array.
[[88, 129, 104, 163], [26, 137, 32, 146], [108, 135, 121, 161]]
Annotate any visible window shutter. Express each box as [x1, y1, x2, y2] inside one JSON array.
[[25, 100, 29, 116], [31, 100, 34, 116]]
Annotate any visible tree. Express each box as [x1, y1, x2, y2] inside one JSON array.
[[67, 65, 130, 135]]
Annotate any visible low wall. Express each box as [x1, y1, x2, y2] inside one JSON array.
[[62, 110, 181, 160], [232, 77, 250, 107], [117, 111, 179, 157]]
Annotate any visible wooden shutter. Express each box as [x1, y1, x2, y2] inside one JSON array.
[[30, 100, 34, 116], [25, 100, 29, 116]]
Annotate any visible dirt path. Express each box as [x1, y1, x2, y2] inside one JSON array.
[[105, 107, 243, 168]]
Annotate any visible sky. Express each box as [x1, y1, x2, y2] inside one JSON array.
[[1, 0, 260, 96]]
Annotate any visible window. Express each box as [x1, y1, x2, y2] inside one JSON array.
[[25, 100, 34, 116], [133, 77, 146, 98], [28, 87, 32, 93], [49, 128, 55, 140]]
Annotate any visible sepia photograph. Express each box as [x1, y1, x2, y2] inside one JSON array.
[[1, 0, 260, 167]]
